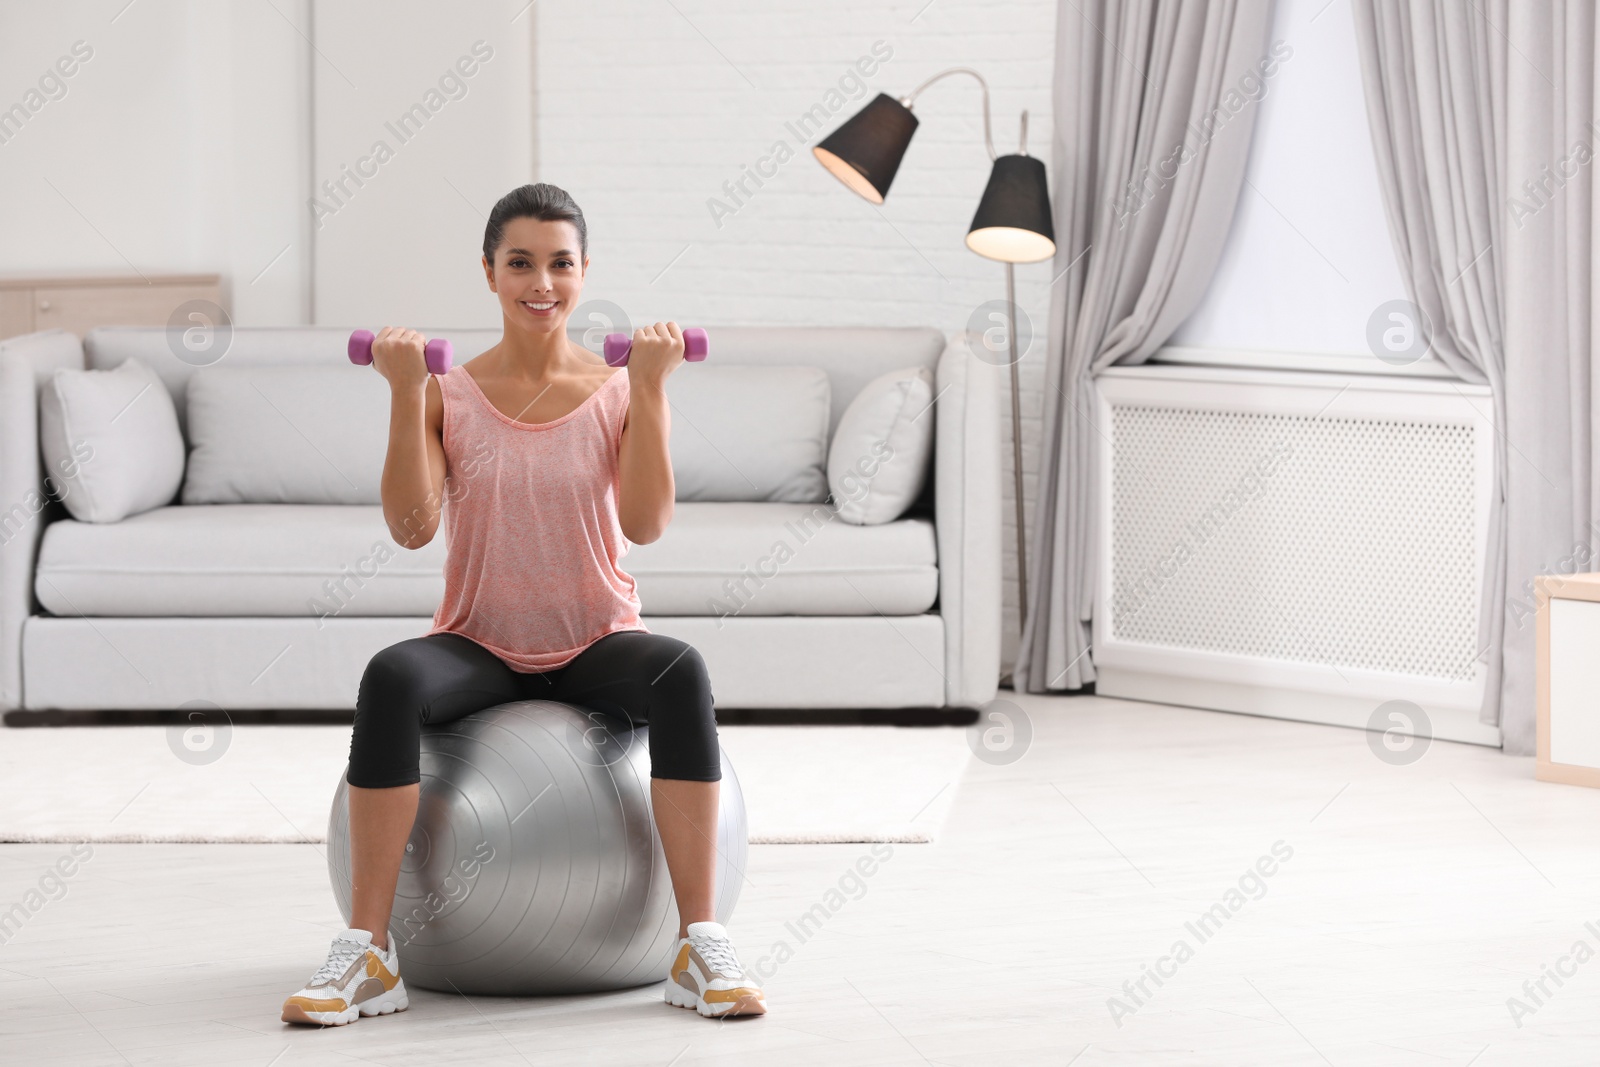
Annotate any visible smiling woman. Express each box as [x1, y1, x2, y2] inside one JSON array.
[[281, 181, 769, 1026]]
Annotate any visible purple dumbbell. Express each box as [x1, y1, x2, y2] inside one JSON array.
[[603, 327, 709, 368], [348, 329, 453, 375]]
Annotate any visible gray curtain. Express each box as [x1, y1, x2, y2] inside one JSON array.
[[1015, 0, 1275, 692], [1353, 0, 1597, 754]]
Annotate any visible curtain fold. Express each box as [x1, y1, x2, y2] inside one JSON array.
[[1350, 0, 1510, 741], [1499, 1, 1598, 754], [1016, 0, 1275, 693], [1353, 0, 1598, 753]]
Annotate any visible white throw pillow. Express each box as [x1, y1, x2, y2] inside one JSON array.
[[182, 365, 389, 505], [827, 366, 935, 524], [39, 356, 185, 523], [667, 365, 831, 502]]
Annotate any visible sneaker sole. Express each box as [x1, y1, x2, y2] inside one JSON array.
[[664, 981, 767, 1018], [282, 982, 409, 1026]]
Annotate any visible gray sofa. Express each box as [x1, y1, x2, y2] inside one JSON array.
[[0, 325, 1001, 714]]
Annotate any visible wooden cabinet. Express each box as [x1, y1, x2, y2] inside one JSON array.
[[0, 274, 224, 340]]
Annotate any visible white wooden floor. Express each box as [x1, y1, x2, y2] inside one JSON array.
[[4, 692, 1600, 1066]]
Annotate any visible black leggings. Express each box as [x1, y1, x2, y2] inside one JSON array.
[[346, 630, 721, 788]]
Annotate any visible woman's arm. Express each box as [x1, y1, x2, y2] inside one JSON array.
[[372, 327, 449, 549], [617, 322, 686, 545]]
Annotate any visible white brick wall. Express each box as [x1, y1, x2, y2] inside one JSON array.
[[534, 0, 1059, 681]]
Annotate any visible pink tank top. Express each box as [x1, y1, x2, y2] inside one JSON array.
[[424, 361, 648, 671]]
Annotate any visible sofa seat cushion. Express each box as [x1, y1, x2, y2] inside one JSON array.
[[624, 501, 938, 616], [34, 501, 938, 619], [35, 504, 445, 618]]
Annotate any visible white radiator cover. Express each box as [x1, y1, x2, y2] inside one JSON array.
[[1093, 363, 1500, 747]]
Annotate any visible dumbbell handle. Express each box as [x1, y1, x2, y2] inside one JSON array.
[[603, 327, 709, 368], [348, 329, 453, 375]]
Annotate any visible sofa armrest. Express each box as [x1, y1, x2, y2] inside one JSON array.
[[0, 330, 86, 712], [935, 333, 1003, 708]]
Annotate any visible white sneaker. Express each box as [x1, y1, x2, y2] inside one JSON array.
[[281, 927, 408, 1026], [665, 921, 768, 1018]]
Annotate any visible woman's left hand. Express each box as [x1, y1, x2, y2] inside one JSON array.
[[624, 322, 685, 390]]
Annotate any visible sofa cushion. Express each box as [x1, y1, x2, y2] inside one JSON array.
[[624, 501, 938, 615], [667, 366, 830, 502], [177, 361, 832, 507], [39, 356, 186, 523], [182, 365, 390, 505], [35, 504, 445, 618], [828, 365, 935, 524], [34, 501, 937, 618], [83, 324, 945, 444]]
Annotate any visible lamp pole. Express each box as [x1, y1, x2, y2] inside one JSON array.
[[897, 71, 1032, 628], [1004, 257, 1027, 628], [899, 67, 999, 160]]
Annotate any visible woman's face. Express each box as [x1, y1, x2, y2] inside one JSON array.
[[482, 217, 587, 335]]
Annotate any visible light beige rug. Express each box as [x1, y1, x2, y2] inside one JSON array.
[[0, 723, 972, 845]]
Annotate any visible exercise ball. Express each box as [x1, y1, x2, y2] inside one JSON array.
[[326, 699, 747, 995]]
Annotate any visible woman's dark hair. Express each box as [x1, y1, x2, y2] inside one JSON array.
[[482, 182, 587, 264]]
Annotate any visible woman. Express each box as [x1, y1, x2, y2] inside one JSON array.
[[281, 182, 766, 1026]]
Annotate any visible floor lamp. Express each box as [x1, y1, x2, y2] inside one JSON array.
[[811, 72, 1056, 638]]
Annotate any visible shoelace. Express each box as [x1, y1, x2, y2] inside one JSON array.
[[689, 932, 744, 978], [309, 937, 368, 986]]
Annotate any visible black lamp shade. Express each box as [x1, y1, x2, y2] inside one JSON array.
[[812, 93, 919, 205], [966, 153, 1056, 263]]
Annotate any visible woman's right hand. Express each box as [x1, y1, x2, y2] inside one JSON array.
[[371, 326, 431, 391]]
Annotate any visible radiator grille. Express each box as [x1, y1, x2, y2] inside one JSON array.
[[1109, 405, 1479, 680]]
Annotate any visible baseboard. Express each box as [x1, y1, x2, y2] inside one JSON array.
[[1096, 666, 1503, 747]]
